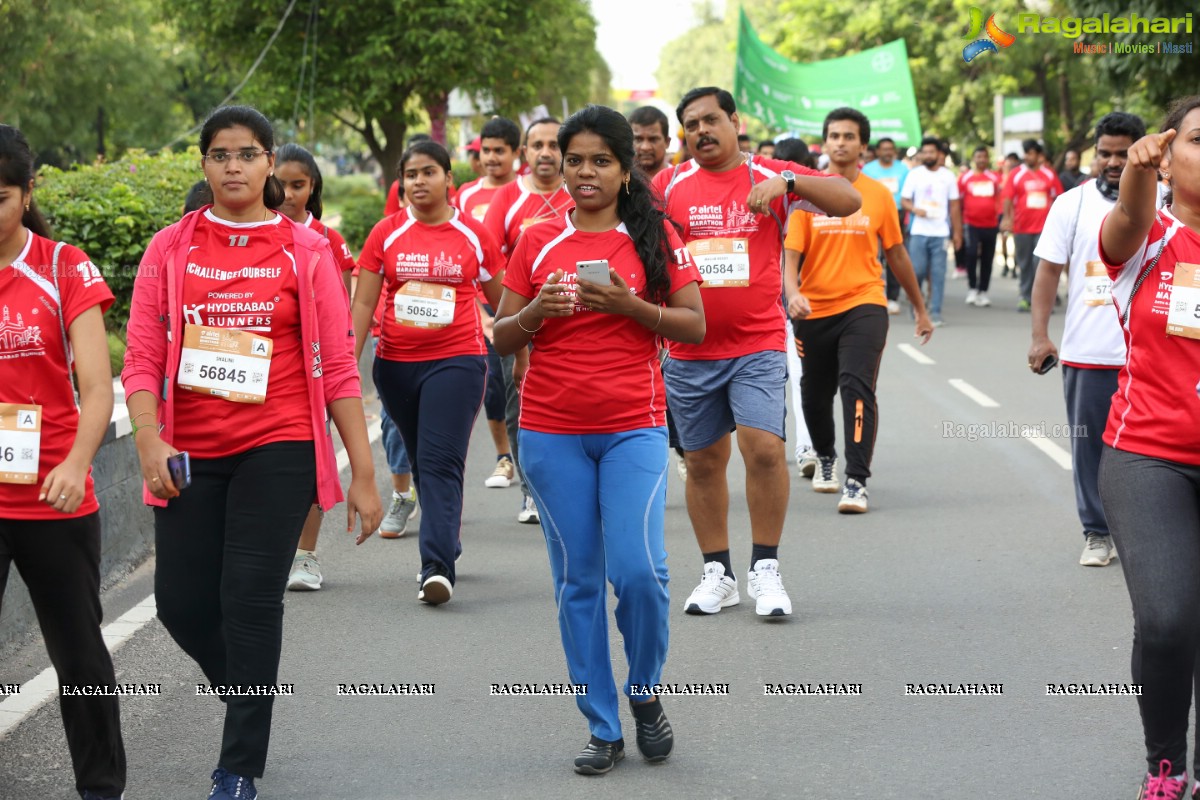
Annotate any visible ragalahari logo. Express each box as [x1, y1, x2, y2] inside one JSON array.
[[963, 7, 1016, 62]]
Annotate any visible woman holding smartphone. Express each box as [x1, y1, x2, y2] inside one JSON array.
[[352, 140, 505, 606], [0, 124, 125, 800], [122, 105, 381, 800], [493, 105, 705, 774]]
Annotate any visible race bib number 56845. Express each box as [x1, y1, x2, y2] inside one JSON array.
[[0, 404, 41, 484], [177, 324, 273, 404]]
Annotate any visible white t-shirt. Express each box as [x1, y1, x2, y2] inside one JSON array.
[[1032, 180, 1124, 366], [901, 166, 959, 238]]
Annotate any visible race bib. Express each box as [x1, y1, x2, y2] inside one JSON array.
[[920, 200, 945, 219], [879, 177, 899, 194], [471, 203, 489, 222], [1166, 262, 1200, 340], [0, 404, 42, 484], [687, 238, 751, 288], [969, 181, 995, 197], [1083, 261, 1113, 307], [1026, 191, 1048, 209], [395, 281, 457, 328], [177, 324, 273, 404]]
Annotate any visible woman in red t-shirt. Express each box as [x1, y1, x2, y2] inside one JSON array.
[[0, 124, 125, 800], [122, 106, 381, 800], [493, 105, 705, 775], [352, 141, 505, 606], [1097, 95, 1200, 798]]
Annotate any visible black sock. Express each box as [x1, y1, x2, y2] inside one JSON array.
[[498, 453, 511, 461], [702, 549, 733, 580], [673, 446, 685, 458], [750, 544, 778, 568], [847, 474, 867, 485]]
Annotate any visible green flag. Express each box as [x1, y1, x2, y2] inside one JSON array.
[[733, 8, 922, 146]]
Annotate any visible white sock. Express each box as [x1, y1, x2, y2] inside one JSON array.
[[296, 548, 315, 558], [394, 488, 413, 500]]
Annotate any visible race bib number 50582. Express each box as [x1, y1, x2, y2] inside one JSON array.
[[0, 404, 41, 484], [177, 325, 273, 404]]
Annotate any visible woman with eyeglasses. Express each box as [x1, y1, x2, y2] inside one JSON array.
[[122, 105, 382, 800], [493, 105, 705, 774]]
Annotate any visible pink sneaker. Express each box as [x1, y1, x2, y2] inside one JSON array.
[[1138, 759, 1187, 799]]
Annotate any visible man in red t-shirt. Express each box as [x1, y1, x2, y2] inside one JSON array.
[[653, 86, 860, 619], [958, 145, 1003, 307], [1002, 139, 1064, 309], [455, 117, 521, 223]]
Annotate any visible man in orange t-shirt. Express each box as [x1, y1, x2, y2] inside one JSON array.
[[784, 108, 933, 513]]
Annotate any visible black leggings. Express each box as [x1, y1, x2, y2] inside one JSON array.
[[154, 440, 316, 778], [964, 224, 998, 293], [0, 512, 126, 797], [1099, 446, 1200, 774]]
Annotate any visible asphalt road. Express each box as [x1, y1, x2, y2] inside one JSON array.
[[0, 267, 1165, 799]]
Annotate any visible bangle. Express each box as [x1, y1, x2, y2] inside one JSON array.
[[651, 305, 663, 331], [131, 419, 163, 438], [516, 306, 543, 334], [131, 411, 155, 424]]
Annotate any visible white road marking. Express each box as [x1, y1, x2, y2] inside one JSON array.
[[1023, 433, 1073, 470], [898, 343, 935, 365], [948, 379, 1000, 408]]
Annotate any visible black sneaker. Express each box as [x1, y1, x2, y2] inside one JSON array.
[[573, 735, 625, 775], [630, 697, 674, 762]]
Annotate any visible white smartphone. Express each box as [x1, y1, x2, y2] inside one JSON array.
[[576, 259, 611, 285]]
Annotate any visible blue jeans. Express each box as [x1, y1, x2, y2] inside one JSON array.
[[377, 401, 411, 476], [519, 427, 670, 742], [908, 234, 948, 316], [1063, 365, 1117, 538]]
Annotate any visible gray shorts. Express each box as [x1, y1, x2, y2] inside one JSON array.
[[662, 350, 788, 452]]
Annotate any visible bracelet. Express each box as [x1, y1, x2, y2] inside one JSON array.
[[516, 306, 544, 334], [652, 305, 663, 331], [131, 411, 155, 422], [130, 419, 164, 438]]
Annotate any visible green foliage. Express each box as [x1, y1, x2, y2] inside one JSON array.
[[451, 162, 478, 192], [331, 194, 385, 256], [36, 150, 202, 332], [323, 173, 380, 200], [107, 332, 127, 377]]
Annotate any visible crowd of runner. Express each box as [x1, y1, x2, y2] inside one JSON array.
[[1, 86, 1198, 800]]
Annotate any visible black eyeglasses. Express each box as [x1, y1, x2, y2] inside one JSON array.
[[204, 149, 271, 164]]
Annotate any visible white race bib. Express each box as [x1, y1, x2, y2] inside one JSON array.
[[1167, 262, 1200, 340], [1026, 191, 1048, 209], [1083, 261, 1113, 307], [395, 281, 457, 328], [879, 177, 899, 195], [920, 200, 945, 219], [177, 324, 273, 404], [0, 404, 41, 485], [969, 181, 995, 198], [687, 238, 751, 288]]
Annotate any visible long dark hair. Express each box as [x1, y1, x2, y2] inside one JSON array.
[[1161, 95, 1200, 208], [558, 105, 674, 304], [199, 105, 285, 210], [275, 143, 324, 219], [0, 125, 51, 238]]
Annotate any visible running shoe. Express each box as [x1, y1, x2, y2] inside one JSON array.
[[965, 289, 978, 305], [208, 768, 257, 800], [286, 552, 322, 591], [574, 735, 625, 775], [812, 455, 839, 493], [1079, 533, 1116, 567], [629, 697, 673, 762], [675, 453, 688, 482], [683, 561, 740, 615], [518, 495, 540, 524], [380, 490, 419, 539], [746, 558, 793, 617], [974, 292, 991, 307], [931, 316, 946, 328], [484, 455, 515, 488], [797, 447, 819, 479], [1137, 759, 1187, 799], [887, 299, 901, 315], [418, 573, 453, 605], [838, 478, 869, 514], [1017, 299, 1031, 312]]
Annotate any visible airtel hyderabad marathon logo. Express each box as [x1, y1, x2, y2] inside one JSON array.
[[962, 7, 1015, 63]]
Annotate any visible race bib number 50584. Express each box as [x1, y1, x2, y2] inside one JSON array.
[[177, 324, 273, 404], [686, 238, 751, 288]]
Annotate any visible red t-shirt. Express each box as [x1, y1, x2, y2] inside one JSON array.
[[454, 179, 505, 224], [1101, 208, 1200, 465], [653, 156, 830, 360], [358, 207, 503, 362], [172, 211, 312, 458], [482, 178, 573, 255], [958, 170, 1002, 229], [303, 213, 356, 272], [0, 232, 114, 519], [1003, 165, 1064, 234], [503, 215, 702, 434]]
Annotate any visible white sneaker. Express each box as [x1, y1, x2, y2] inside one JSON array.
[[1079, 533, 1116, 567], [484, 455, 515, 488], [683, 562, 740, 615], [887, 300, 901, 315], [286, 553, 322, 591], [974, 292, 991, 307], [675, 453, 688, 482], [746, 559, 792, 617], [837, 478, 869, 514], [812, 455, 839, 493], [797, 447, 818, 479], [965, 289, 978, 305], [418, 574, 453, 605], [517, 495, 540, 524]]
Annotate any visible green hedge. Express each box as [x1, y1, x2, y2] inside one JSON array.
[[37, 149, 202, 335]]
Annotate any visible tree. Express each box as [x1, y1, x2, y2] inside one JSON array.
[[169, 0, 609, 175]]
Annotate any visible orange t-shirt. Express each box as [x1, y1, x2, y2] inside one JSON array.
[[784, 172, 902, 319]]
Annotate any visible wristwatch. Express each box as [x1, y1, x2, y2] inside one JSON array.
[[780, 169, 796, 195]]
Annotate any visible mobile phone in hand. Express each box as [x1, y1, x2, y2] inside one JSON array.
[[1036, 354, 1059, 375], [576, 260, 611, 285], [167, 451, 191, 490]]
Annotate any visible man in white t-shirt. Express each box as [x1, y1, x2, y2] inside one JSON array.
[[1027, 111, 1150, 568], [900, 136, 962, 326]]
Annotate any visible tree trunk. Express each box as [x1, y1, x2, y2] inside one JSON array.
[[426, 91, 449, 147]]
